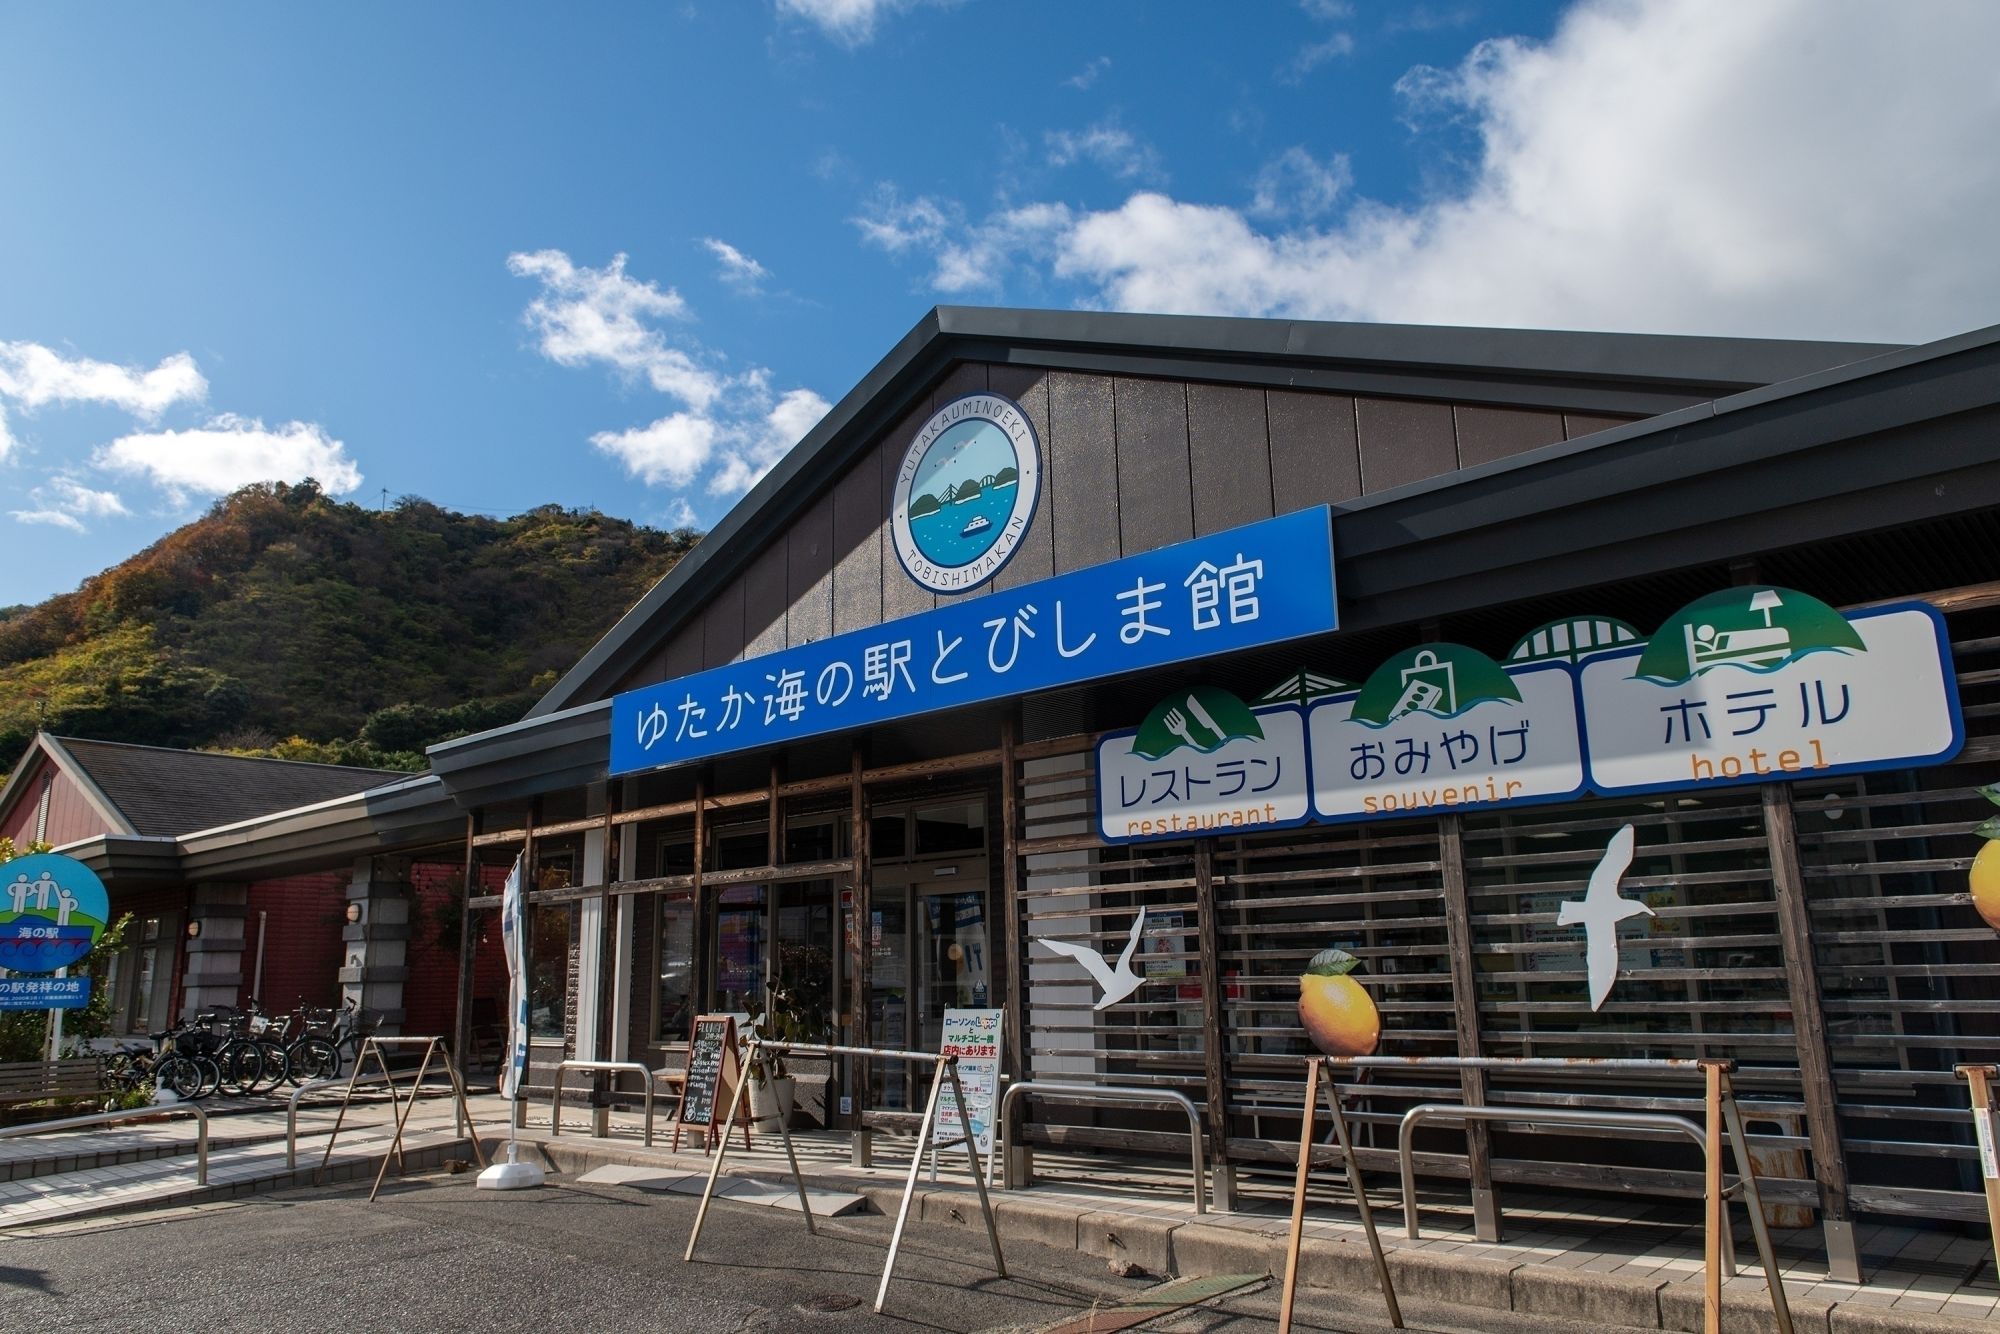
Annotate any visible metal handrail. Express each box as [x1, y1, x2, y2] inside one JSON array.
[[286, 1069, 469, 1169], [998, 1081, 1208, 1214], [550, 1060, 659, 1147], [0, 1104, 208, 1185], [1397, 1103, 1708, 1243]]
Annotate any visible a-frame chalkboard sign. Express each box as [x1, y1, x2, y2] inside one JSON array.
[[672, 1013, 753, 1153]]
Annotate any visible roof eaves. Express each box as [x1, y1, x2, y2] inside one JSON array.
[[35, 734, 139, 837]]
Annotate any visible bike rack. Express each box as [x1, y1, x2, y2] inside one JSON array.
[[314, 1036, 486, 1201], [997, 1081, 1208, 1214], [549, 1060, 661, 1147], [683, 1039, 1004, 1315], [1273, 1055, 1792, 1334], [286, 1069, 470, 1169], [0, 1104, 209, 1185]]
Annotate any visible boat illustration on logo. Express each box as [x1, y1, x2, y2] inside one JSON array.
[[959, 513, 991, 538], [1634, 587, 1864, 684]]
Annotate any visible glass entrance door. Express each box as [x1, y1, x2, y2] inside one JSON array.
[[867, 861, 989, 1108]]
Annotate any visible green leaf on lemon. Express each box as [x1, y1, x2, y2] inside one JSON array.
[[1978, 784, 2000, 809], [1305, 948, 1361, 977], [1976, 816, 2000, 841]]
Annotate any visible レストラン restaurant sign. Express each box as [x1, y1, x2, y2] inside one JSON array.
[[1097, 587, 1963, 843], [610, 506, 1339, 774]]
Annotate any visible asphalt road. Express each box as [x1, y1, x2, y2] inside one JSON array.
[[0, 1171, 1648, 1333]]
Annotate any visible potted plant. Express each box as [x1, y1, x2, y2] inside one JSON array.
[[745, 978, 812, 1131]]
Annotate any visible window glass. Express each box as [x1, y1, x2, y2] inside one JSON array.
[[914, 801, 985, 856], [714, 885, 765, 1014], [785, 817, 839, 864], [528, 903, 571, 1039], [714, 827, 766, 871], [871, 814, 907, 860], [656, 896, 695, 1041], [658, 838, 694, 877]]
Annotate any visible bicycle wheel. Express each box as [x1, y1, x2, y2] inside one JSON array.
[[253, 1039, 290, 1091], [191, 1055, 222, 1099], [216, 1040, 261, 1095], [287, 1037, 339, 1085], [156, 1055, 204, 1101]]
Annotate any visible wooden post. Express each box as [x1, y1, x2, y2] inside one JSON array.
[[1956, 1064, 2000, 1285], [1437, 814, 1499, 1240], [1278, 1059, 1401, 1333], [848, 747, 871, 1131], [999, 719, 1024, 1083], [1763, 784, 1860, 1281], [691, 777, 708, 1010], [1193, 841, 1231, 1205], [1704, 1059, 1724, 1334], [452, 812, 478, 1068]]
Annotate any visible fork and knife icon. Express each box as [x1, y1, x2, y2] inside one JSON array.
[[1162, 693, 1227, 750]]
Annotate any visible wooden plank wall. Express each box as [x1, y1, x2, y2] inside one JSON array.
[[611, 365, 1633, 695]]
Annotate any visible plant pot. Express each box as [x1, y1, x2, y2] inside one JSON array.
[[748, 1074, 796, 1131]]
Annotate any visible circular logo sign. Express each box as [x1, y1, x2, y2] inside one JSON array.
[[0, 853, 111, 973], [891, 393, 1041, 594]]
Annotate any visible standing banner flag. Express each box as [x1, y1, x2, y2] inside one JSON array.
[[479, 851, 543, 1190], [498, 852, 528, 1103]]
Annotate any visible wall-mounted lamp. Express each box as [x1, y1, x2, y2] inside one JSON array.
[[185, 919, 201, 940], [345, 902, 364, 925]]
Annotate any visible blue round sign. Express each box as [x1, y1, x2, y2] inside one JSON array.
[[0, 854, 111, 973], [891, 394, 1041, 594]]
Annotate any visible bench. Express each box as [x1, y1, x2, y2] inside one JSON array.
[[0, 1058, 103, 1109]]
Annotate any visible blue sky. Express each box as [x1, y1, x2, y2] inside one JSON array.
[[4, 1, 1998, 606]]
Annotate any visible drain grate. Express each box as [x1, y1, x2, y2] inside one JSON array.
[[1035, 1274, 1265, 1334], [795, 1293, 864, 1314]]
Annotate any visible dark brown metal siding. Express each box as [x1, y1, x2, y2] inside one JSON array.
[[607, 364, 1644, 696]]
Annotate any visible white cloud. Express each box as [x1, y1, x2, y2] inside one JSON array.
[[590, 412, 718, 487], [0, 400, 13, 461], [852, 187, 958, 254], [1282, 31, 1355, 83], [775, 0, 943, 46], [0, 342, 207, 418], [1249, 148, 1352, 221], [6, 476, 129, 534], [865, 0, 2000, 344], [703, 238, 771, 293], [94, 414, 362, 502], [9, 508, 84, 532], [708, 387, 833, 495], [513, 249, 828, 501], [1064, 56, 1110, 91], [505, 249, 723, 407], [1045, 122, 1164, 183]]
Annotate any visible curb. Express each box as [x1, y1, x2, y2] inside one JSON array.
[[508, 1135, 1999, 1334]]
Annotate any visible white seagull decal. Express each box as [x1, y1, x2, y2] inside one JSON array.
[[1035, 908, 1149, 1011], [1557, 824, 1654, 1011]]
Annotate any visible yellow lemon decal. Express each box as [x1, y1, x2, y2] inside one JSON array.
[[1972, 837, 2000, 932], [1298, 947, 1381, 1057], [1972, 787, 2000, 933]]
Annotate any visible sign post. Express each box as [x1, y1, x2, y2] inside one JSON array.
[[0, 854, 109, 1054]]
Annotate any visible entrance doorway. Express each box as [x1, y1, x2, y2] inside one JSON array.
[[865, 798, 991, 1109]]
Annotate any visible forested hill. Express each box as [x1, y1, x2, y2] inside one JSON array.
[[0, 481, 699, 774]]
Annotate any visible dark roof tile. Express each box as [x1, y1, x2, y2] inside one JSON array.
[[52, 737, 405, 838]]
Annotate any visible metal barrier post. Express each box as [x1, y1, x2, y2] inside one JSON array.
[[1956, 1064, 2000, 1287], [0, 1105, 209, 1186], [550, 1060, 657, 1146], [1704, 1060, 1725, 1334], [1278, 1058, 1402, 1334], [997, 1081, 1208, 1214]]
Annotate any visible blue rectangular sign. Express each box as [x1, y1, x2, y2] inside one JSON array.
[[612, 506, 1339, 774], [0, 976, 90, 1010]]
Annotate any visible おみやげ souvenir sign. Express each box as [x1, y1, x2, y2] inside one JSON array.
[[0, 854, 110, 974], [1308, 643, 1587, 823]]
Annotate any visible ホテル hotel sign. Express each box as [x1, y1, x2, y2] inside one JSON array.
[[610, 505, 1340, 775], [1095, 587, 1964, 843]]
